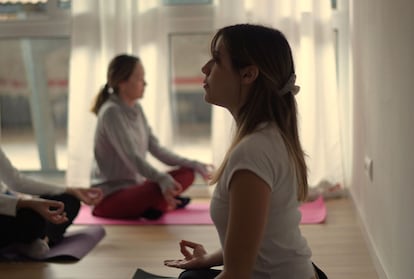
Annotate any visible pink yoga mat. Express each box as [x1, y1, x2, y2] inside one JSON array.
[[74, 196, 326, 225], [300, 195, 327, 224], [74, 202, 213, 225]]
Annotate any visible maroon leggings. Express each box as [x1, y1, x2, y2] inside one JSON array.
[[92, 167, 195, 219]]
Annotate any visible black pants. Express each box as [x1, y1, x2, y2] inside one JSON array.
[[178, 269, 221, 279], [0, 193, 80, 248], [177, 262, 328, 279]]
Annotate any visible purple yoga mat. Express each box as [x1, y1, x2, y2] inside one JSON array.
[[0, 225, 106, 261], [132, 269, 177, 279], [41, 225, 106, 261]]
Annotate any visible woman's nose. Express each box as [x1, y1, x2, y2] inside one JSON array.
[[201, 62, 210, 75]]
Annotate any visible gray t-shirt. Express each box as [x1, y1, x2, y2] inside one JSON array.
[[210, 123, 314, 279]]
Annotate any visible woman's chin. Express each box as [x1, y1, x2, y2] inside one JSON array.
[[203, 94, 211, 104]]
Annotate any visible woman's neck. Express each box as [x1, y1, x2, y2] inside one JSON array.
[[118, 93, 136, 107]]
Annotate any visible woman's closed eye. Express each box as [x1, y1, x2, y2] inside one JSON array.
[[212, 51, 220, 64]]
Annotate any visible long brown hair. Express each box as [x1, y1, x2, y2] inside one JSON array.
[[210, 24, 308, 201], [91, 54, 140, 115]]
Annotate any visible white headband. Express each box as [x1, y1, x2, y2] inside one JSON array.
[[278, 73, 300, 96]]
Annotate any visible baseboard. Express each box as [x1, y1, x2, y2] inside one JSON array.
[[348, 189, 389, 279]]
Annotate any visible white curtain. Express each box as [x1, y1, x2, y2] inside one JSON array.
[[66, 0, 168, 186], [212, 0, 344, 186], [67, 0, 343, 187]]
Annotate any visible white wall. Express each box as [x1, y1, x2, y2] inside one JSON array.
[[349, 0, 414, 278]]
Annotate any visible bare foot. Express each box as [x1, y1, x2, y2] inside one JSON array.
[[16, 238, 50, 259]]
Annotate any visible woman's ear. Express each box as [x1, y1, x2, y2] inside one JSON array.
[[240, 65, 259, 85], [117, 80, 126, 93]]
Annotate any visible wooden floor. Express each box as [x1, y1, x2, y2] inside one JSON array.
[[0, 197, 379, 279]]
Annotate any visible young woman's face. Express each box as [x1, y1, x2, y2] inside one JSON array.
[[119, 62, 146, 105], [201, 39, 243, 114]]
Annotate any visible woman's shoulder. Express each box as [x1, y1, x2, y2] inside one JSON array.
[[98, 98, 122, 117], [242, 123, 281, 147], [231, 124, 286, 163]]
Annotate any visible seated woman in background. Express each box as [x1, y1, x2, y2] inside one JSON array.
[[90, 54, 212, 220], [0, 148, 102, 259]]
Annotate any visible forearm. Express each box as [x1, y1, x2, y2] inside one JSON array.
[[16, 197, 33, 209], [204, 249, 224, 268], [0, 149, 65, 196], [15, 197, 42, 215], [133, 156, 170, 183], [148, 134, 196, 167]]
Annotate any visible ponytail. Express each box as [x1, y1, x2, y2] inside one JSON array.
[[91, 84, 111, 115], [92, 54, 140, 115]]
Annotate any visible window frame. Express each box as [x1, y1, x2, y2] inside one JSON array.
[[0, 0, 71, 173]]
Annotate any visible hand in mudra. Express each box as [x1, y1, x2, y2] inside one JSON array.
[[164, 240, 208, 269], [18, 198, 68, 224], [66, 187, 103, 205], [163, 181, 182, 210]]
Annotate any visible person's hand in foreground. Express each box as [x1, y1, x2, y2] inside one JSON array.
[[66, 187, 104, 205], [164, 240, 208, 269], [17, 198, 68, 224], [193, 162, 215, 181]]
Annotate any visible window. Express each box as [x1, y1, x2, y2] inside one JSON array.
[[0, 0, 70, 171], [0, 0, 70, 21], [168, 32, 213, 164], [169, 32, 212, 145], [163, 0, 212, 5]]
